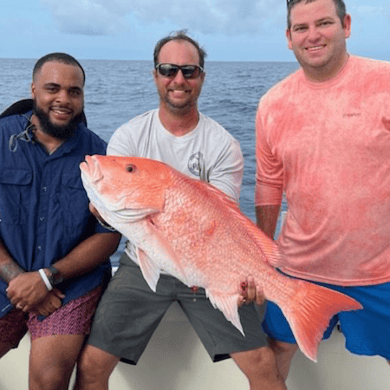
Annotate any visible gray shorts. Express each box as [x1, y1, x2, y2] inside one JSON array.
[[87, 253, 268, 364]]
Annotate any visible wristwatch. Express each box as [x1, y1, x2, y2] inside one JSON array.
[[46, 265, 64, 286]]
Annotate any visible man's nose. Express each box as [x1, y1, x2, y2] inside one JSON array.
[[172, 69, 187, 83], [55, 89, 71, 103], [307, 26, 322, 42]]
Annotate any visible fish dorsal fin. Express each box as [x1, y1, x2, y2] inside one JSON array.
[[190, 178, 283, 267], [242, 222, 283, 267], [209, 187, 282, 266], [137, 247, 161, 292], [206, 289, 244, 336], [191, 179, 239, 210]]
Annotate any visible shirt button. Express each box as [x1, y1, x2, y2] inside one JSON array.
[[40, 217, 45, 222], [43, 187, 47, 192], [37, 246, 42, 251]]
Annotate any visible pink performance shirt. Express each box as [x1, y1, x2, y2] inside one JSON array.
[[255, 56, 390, 286]]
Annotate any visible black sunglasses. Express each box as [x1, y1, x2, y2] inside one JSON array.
[[155, 63, 204, 79]]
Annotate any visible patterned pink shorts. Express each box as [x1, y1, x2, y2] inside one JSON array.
[[0, 287, 102, 347]]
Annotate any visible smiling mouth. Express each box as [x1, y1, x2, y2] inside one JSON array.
[[306, 45, 326, 52], [169, 89, 190, 97], [51, 107, 73, 116]]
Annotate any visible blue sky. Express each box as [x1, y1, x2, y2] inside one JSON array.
[[1, 0, 389, 62]]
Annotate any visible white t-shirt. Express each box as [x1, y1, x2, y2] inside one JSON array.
[[107, 108, 244, 267]]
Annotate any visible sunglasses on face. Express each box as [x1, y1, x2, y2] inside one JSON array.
[[155, 63, 204, 79]]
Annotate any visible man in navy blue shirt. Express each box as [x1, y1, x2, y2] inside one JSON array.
[[0, 53, 121, 390]]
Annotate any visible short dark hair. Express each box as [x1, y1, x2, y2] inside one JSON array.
[[287, 0, 347, 29], [153, 30, 207, 69], [33, 52, 86, 84]]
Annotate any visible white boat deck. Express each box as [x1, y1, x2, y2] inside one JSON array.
[[1, 301, 389, 389]]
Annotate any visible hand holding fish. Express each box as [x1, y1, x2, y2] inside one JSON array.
[[89, 203, 100, 218], [89, 203, 117, 232], [238, 276, 266, 307]]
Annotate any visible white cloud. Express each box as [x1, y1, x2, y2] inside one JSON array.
[[40, 0, 130, 35], [40, 0, 284, 37]]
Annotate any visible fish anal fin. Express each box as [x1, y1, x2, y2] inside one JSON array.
[[206, 290, 245, 336], [137, 247, 161, 292], [281, 280, 363, 362]]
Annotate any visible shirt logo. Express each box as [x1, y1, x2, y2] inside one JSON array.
[[343, 113, 361, 118], [188, 152, 204, 177]]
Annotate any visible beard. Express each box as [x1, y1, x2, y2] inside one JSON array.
[[33, 100, 84, 141], [160, 93, 197, 116]]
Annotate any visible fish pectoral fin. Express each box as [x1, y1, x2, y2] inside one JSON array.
[[206, 291, 245, 336], [137, 247, 161, 292], [143, 220, 189, 284]]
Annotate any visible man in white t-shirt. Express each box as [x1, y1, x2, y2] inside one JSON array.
[[74, 31, 286, 390]]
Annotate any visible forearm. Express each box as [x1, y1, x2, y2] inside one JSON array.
[[255, 204, 281, 240], [239, 204, 282, 306], [52, 232, 121, 281], [0, 238, 24, 284], [1, 238, 50, 311]]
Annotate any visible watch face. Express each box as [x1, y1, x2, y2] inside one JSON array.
[[48, 266, 63, 284]]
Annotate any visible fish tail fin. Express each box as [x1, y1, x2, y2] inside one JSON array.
[[281, 280, 363, 362]]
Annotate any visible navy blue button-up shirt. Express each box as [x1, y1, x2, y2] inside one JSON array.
[[0, 111, 112, 317]]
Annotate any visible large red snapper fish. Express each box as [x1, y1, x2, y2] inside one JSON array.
[[80, 155, 362, 362]]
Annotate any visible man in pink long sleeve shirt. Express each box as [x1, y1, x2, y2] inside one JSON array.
[[251, 0, 390, 384]]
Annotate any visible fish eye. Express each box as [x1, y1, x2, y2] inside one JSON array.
[[126, 164, 136, 173]]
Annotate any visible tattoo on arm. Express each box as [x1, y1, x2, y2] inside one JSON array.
[[0, 262, 24, 284]]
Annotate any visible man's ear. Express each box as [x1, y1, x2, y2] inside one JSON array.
[[343, 14, 352, 39], [286, 28, 293, 50], [31, 82, 36, 99]]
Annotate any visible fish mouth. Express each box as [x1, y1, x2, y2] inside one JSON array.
[[80, 155, 104, 184]]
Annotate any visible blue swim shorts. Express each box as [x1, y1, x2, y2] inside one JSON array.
[[262, 278, 390, 360]]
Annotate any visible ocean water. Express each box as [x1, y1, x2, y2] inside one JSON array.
[[0, 58, 298, 264]]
